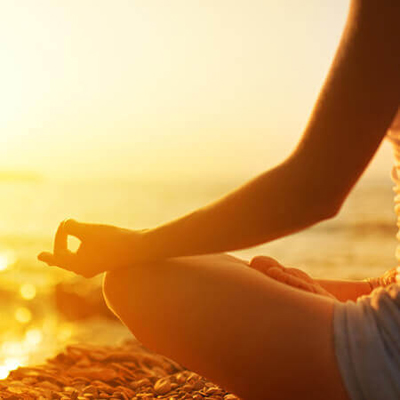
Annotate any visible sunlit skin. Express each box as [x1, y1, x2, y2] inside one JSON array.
[[38, 1, 400, 399]]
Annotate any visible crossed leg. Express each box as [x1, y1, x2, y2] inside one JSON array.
[[103, 254, 349, 400]]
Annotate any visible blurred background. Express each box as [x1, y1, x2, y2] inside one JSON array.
[[0, 0, 397, 378]]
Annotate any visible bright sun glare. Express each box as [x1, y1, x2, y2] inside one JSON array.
[[0, 255, 9, 271]]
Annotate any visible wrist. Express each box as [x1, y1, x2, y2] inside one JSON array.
[[135, 228, 165, 263]]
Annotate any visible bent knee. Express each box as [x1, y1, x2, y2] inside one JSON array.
[[103, 267, 146, 313], [103, 267, 153, 341], [103, 269, 124, 313]]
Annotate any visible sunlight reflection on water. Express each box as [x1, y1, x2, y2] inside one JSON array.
[[0, 248, 78, 379], [0, 328, 45, 379], [20, 283, 37, 300], [0, 252, 14, 271]]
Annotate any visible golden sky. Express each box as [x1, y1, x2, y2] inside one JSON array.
[[0, 0, 393, 181]]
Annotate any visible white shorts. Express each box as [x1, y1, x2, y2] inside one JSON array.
[[333, 284, 400, 400]]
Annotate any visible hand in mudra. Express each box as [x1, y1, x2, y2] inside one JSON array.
[[249, 256, 335, 299], [38, 219, 144, 278]]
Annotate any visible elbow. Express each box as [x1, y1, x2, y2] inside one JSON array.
[[293, 173, 346, 225], [312, 196, 343, 224], [279, 155, 346, 226], [320, 203, 340, 221], [294, 182, 345, 225]]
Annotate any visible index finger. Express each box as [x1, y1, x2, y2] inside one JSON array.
[[53, 219, 69, 255]]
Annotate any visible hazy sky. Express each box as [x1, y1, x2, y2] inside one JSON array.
[[0, 0, 394, 181]]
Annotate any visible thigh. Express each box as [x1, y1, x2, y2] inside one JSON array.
[[103, 254, 349, 400]]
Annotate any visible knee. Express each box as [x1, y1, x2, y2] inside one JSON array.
[[103, 269, 127, 316], [103, 266, 145, 314], [103, 268, 149, 339], [102, 265, 169, 351]]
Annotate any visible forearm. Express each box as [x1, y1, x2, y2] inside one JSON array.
[[139, 158, 334, 262], [316, 279, 371, 302], [137, 0, 399, 264]]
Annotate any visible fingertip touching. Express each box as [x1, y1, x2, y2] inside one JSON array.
[[63, 218, 87, 239]]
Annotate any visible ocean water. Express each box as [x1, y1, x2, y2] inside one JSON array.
[[0, 174, 397, 373]]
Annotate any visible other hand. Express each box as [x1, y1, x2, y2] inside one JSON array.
[[249, 256, 336, 299]]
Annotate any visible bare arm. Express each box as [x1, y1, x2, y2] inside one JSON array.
[[140, 0, 400, 261], [39, 0, 400, 277]]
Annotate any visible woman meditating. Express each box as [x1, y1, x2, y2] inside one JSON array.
[[38, 0, 400, 399]]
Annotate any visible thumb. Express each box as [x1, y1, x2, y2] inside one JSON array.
[[38, 251, 57, 265], [38, 250, 79, 272], [249, 256, 284, 275]]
